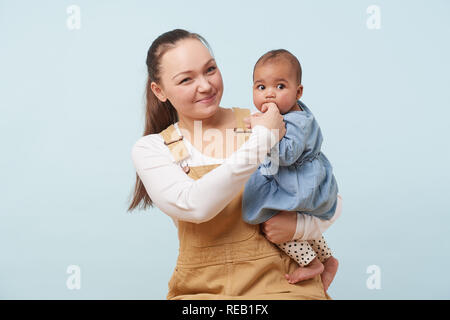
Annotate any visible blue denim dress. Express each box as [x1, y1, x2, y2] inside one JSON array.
[[242, 101, 338, 225]]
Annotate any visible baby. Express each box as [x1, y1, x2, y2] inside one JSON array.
[[242, 49, 341, 291]]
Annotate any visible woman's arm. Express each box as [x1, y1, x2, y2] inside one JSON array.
[[261, 196, 342, 243], [131, 125, 278, 224], [293, 195, 342, 240]]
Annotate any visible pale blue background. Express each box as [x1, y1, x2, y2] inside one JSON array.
[[1, 0, 449, 299]]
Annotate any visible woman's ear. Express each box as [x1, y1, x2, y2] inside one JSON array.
[[150, 82, 168, 102], [296, 85, 304, 100]]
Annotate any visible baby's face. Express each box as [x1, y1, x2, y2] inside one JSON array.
[[253, 60, 302, 114]]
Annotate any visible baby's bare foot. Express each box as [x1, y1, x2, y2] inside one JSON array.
[[285, 257, 324, 284], [321, 256, 339, 292]]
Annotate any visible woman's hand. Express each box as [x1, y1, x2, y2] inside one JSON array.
[[261, 211, 297, 244], [243, 103, 286, 142]]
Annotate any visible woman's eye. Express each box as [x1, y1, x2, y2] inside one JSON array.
[[277, 84, 285, 89], [207, 66, 216, 73], [180, 78, 190, 84]]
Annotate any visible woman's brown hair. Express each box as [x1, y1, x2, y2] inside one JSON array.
[[128, 29, 212, 212]]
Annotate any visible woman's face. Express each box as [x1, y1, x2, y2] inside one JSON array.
[[152, 38, 224, 121]]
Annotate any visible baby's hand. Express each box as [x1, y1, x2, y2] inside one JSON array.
[[261, 102, 278, 113], [243, 103, 279, 128], [243, 103, 285, 139]]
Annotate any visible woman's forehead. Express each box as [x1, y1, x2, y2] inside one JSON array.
[[160, 39, 213, 76]]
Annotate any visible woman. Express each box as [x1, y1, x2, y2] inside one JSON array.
[[128, 29, 340, 299]]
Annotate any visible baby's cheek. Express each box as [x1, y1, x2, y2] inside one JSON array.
[[253, 93, 264, 110], [279, 96, 294, 110]]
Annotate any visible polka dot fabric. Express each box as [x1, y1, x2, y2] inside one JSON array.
[[308, 235, 332, 262], [276, 235, 332, 267]]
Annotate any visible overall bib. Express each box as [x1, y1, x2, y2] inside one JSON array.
[[160, 107, 331, 300]]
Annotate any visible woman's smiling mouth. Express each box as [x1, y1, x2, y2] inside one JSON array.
[[196, 93, 216, 103]]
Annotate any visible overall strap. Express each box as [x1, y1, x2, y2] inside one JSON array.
[[159, 124, 190, 163], [232, 107, 252, 149], [232, 107, 252, 133]]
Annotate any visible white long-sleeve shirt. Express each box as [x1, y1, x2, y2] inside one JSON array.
[[131, 122, 341, 240]]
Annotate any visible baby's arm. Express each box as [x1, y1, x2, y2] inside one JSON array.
[[270, 113, 312, 167], [131, 125, 278, 224]]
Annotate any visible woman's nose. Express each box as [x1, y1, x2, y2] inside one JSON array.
[[197, 76, 212, 92]]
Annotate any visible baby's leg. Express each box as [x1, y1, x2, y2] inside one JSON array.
[[307, 236, 338, 292], [307, 235, 332, 262], [277, 240, 324, 284]]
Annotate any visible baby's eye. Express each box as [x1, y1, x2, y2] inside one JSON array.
[[256, 85, 265, 90], [277, 84, 285, 89]]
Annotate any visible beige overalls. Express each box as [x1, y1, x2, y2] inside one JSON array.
[[159, 107, 331, 300]]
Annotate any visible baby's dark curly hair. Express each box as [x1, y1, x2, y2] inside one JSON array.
[[253, 49, 302, 84]]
